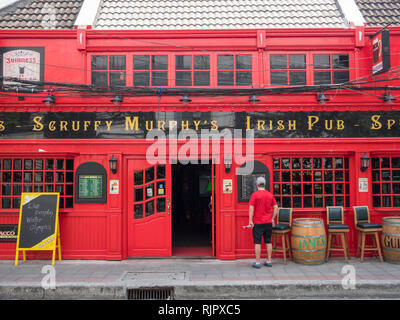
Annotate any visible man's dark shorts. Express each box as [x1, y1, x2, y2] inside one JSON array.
[[252, 223, 272, 244]]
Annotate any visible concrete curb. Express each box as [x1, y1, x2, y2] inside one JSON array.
[[1, 281, 399, 300]]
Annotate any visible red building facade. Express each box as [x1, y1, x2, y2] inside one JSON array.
[[0, 26, 399, 260]]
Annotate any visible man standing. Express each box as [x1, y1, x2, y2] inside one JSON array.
[[249, 176, 278, 268]]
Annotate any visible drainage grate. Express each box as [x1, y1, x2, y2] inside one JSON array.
[[127, 287, 175, 300]]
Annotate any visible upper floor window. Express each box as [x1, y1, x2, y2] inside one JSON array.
[[91, 55, 126, 87], [175, 55, 210, 86], [313, 54, 349, 85], [217, 54, 252, 86], [270, 54, 306, 86], [133, 55, 168, 86]]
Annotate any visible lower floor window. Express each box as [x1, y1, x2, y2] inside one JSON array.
[[0, 157, 74, 210], [272, 156, 350, 208], [372, 156, 400, 208]]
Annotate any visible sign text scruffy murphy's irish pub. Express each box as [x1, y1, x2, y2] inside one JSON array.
[[0, 111, 399, 139]]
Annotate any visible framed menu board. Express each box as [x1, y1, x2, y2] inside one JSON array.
[[75, 162, 107, 203], [79, 175, 103, 199], [237, 160, 270, 202], [241, 174, 266, 200]]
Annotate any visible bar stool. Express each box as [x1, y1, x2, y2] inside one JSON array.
[[353, 206, 383, 262], [272, 208, 292, 264], [325, 206, 349, 263]]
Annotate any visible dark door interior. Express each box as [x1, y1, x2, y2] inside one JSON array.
[[172, 163, 212, 253]]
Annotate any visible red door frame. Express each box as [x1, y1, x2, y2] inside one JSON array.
[[122, 154, 218, 258]]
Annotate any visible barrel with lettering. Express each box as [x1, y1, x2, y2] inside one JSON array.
[[291, 218, 327, 265], [382, 217, 400, 263]]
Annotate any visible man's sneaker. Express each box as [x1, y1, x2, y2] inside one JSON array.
[[264, 261, 272, 267], [252, 262, 261, 269]]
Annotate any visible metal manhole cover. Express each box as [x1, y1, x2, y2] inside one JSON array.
[[122, 272, 186, 281]]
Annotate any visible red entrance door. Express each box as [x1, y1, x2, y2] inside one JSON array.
[[127, 160, 171, 256]]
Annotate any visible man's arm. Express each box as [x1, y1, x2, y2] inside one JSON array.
[[271, 205, 278, 227], [249, 205, 254, 228]]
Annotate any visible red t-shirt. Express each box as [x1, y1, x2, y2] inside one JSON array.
[[249, 189, 277, 224]]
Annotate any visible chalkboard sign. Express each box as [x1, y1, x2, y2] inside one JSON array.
[[237, 161, 270, 202], [15, 193, 61, 265], [79, 175, 103, 199], [241, 174, 266, 200]]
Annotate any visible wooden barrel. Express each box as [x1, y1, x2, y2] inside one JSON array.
[[382, 217, 400, 264], [291, 218, 327, 265]]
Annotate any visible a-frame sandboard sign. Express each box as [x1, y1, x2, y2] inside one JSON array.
[[15, 193, 61, 266]]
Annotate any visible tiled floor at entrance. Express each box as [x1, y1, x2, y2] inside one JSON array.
[[172, 247, 213, 257]]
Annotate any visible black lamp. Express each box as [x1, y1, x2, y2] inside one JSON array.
[[248, 94, 260, 104], [317, 92, 329, 103], [111, 95, 123, 106], [360, 154, 370, 172], [179, 95, 191, 103], [43, 93, 56, 105], [382, 90, 396, 103], [109, 155, 118, 174], [224, 155, 232, 173]]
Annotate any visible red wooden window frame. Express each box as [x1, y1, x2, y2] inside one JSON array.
[[372, 156, 400, 208], [133, 164, 167, 219], [0, 157, 74, 211], [269, 53, 307, 86], [175, 54, 210, 87], [312, 53, 350, 85], [91, 55, 126, 87], [272, 156, 350, 209], [133, 54, 168, 87]]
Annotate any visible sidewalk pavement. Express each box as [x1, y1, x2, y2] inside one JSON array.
[[0, 257, 399, 299]]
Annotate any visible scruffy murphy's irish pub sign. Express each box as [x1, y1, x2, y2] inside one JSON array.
[[0, 111, 400, 139]]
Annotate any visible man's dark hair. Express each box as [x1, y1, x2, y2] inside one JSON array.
[[258, 183, 265, 188]]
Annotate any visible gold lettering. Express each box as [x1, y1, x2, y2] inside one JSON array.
[[257, 120, 265, 130], [49, 121, 56, 131], [181, 120, 189, 130], [371, 115, 382, 130], [211, 120, 218, 130], [337, 120, 344, 130], [325, 120, 333, 130], [246, 116, 251, 130], [193, 120, 201, 131], [106, 121, 112, 131], [32, 116, 44, 131], [94, 121, 101, 131], [0, 121, 5, 131], [288, 120, 296, 130], [145, 121, 154, 131], [71, 121, 80, 132], [387, 119, 395, 130], [277, 120, 284, 131], [83, 121, 91, 131], [158, 120, 166, 131], [308, 116, 319, 130], [60, 121, 68, 131], [125, 116, 139, 131]]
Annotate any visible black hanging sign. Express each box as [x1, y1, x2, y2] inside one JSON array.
[[372, 30, 391, 74]]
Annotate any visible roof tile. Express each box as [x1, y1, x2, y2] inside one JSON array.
[[0, 0, 84, 29], [94, 0, 347, 29], [355, 0, 400, 26]]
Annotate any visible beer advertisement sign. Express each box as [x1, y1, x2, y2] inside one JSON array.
[[372, 30, 390, 74]]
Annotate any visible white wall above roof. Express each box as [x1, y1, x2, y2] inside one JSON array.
[[337, 0, 366, 26], [74, 0, 101, 28]]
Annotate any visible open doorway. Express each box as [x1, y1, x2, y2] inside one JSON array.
[[172, 163, 214, 257]]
